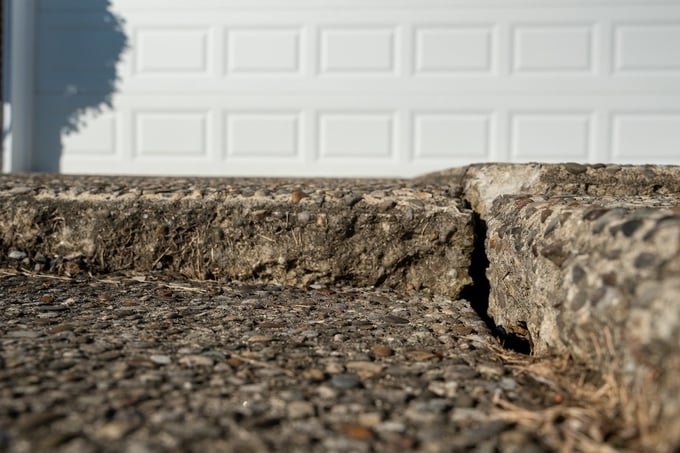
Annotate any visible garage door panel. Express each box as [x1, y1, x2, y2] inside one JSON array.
[[134, 28, 212, 75], [612, 113, 680, 161], [225, 112, 303, 159], [37, 7, 680, 93], [34, 1, 680, 175], [414, 112, 494, 160], [614, 23, 680, 73]]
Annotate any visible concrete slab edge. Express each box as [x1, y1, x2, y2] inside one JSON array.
[[1, 163, 679, 449]]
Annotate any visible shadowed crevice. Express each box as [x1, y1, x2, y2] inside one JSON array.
[[460, 207, 531, 355]]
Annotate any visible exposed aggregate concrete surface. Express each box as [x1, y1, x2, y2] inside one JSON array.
[[0, 164, 679, 451], [462, 163, 680, 452], [0, 273, 616, 452], [485, 194, 680, 450]]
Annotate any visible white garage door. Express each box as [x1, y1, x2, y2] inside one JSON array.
[[25, 0, 680, 175]]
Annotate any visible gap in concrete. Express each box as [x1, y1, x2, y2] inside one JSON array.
[[460, 205, 532, 355]]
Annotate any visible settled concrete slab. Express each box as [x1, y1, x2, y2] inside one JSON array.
[[0, 272, 642, 452], [0, 173, 471, 297]]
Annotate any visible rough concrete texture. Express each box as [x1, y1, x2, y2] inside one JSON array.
[[463, 163, 680, 219], [0, 173, 472, 296], [1, 166, 680, 450], [484, 195, 680, 448], [1, 272, 617, 453], [462, 163, 680, 451]]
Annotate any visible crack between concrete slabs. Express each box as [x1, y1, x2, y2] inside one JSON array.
[[461, 204, 532, 355]]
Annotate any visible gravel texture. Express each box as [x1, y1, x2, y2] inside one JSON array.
[[0, 272, 631, 452]]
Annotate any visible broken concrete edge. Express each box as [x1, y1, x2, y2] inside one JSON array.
[[462, 162, 680, 220], [0, 171, 473, 297], [482, 193, 680, 451], [1, 163, 680, 448], [459, 163, 680, 451]]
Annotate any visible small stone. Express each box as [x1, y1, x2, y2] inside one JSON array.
[[302, 368, 325, 381], [384, 315, 409, 324], [287, 401, 315, 419], [500, 377, 518, 391], [460, 421, 511, 446], [7, 330, 41, 339], [17, 412, 65, 431], [478, 363, 504, 377], [178, 355, 214, 367], [405, 350, 439, 361], [258, 321, 285, 328], [415, 191, 433, 200], [338, 423, 374, 441], [33, 252, 47, 263], [331, 374, 361, 389], [247, 335, 273, 343], [377, 421, 406, 433], [96, 421, 130, 441], [346, 361, 384, 379], [8, 250, 27, 260], [428, 380, 458, 398], [358, 412, 382, 427], [150, 354, 172, 365], [226, 357, 243, 367], [370, 345, 393, 357], [290, 190, 309, 203], [325, 362, 344, 374], [156, 288, 174, 298], [297, 211, 311, 224], [317, 385, 337, 400], [564, 162, 588, 174], [413, 398, 449, 413]]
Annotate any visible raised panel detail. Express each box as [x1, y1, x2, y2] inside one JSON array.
[[63, 112, 117, 156], [414, 113, 490, 158], [320, 27, 396, 74], [226, 28, 302, 74], [135, 112, 208, 156], [319, 113, 394, 158], [615, 24, 680, 72], [415, 26, 493, 73], [612, 114, 680, 159], [226, 113, 300, 157], [136, 28, 209, 74], [511, 113, 591, 160], [512, 25, 593, 73]]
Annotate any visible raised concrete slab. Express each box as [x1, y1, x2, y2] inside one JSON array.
[[462, 163, 680, 451], [463, 162, 680, 219], [0, 173, 472, 297]]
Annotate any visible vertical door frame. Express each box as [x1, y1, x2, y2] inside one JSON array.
[[3, 0, 36, 173]]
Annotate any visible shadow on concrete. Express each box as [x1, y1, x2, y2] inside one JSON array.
[[34, 0, 127, 171]]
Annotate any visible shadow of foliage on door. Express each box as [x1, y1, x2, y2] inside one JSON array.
[[35, 0, 127, 171]]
